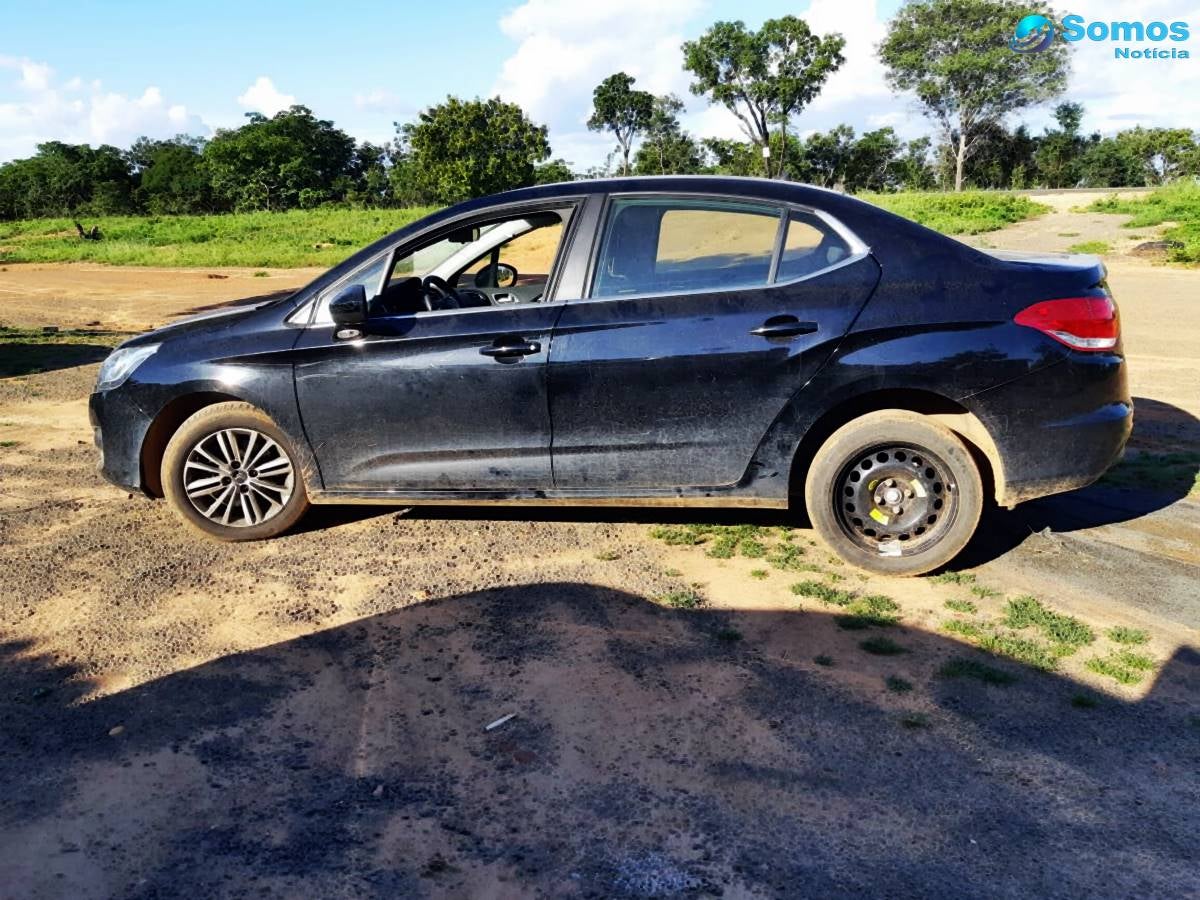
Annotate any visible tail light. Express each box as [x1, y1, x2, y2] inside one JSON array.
[[1014, 296, 1119, 351]]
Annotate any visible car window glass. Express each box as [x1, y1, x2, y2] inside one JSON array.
[[458, 220, 564, 288], [775, 211, 853, 282], [593, 199, 779, 298], [312, 255, 387, 325]]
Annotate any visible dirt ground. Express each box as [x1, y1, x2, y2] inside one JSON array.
[[0, 198, 1197, 898]]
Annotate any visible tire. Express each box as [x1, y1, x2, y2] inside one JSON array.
[[803, 410, 983, 577], [161, 401, 310, 541]]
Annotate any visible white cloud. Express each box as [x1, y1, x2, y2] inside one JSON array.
[[0, 55, 206, 161], [236, 76, 295, 116], [1050, 0, 1200, 136], [491, 0, 701, 166]]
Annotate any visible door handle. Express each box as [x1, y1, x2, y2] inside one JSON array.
[[750, 316, 818, 339], [481, 340, 541, 358]]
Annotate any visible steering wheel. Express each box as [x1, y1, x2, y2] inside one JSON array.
[[422, 275, 460, 312]]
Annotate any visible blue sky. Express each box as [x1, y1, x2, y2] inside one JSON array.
[[1, 0, 1196, 167]]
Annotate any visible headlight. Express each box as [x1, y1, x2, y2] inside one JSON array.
[[95, 343, 159, 391]]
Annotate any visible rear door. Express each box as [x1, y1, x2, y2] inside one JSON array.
[[548, 195, 881, 490]]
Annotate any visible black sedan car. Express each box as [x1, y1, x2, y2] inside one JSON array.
[[89, 176, 1130, 575]]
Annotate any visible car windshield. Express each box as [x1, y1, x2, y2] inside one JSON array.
[[391, 223, 506, 280]]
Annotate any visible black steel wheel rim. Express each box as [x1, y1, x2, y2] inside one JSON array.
[[833, 443, 958, 557]]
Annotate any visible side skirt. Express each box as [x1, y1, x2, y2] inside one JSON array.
[[308, 490, 788, 509]]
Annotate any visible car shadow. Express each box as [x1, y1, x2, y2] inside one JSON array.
[[1, 582, 1196, 897], [0, 340, 122, 378]]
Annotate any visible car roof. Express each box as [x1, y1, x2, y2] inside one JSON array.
[[450, 175, 850, 214]]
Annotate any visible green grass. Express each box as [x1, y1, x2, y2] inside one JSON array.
[[749, 569, 769, 580], [1099, 450, 1200, 497], [941, 619, 1062, 671], [867, 191, 1049, 235], [1086, 650, 1156, 685], [791, 580, 900, 629], [0, 192, 1047, 270], [813, 654, 835, 667], [885, 675, 913, 693], [1070, 693, 1100, 709], [790, 580, 855, 605], [836, 595, 901, 630], [938, 657, 1017, 685], [1087, 183, 1200, 263], [739, 537, 767, 559], [1003, 596, 1095, 651], [714, 627, 743, 643], [766, 542, 809, 572], [944, 598, 978, 614], [969, 584, 1001, 600], [1067, 240, 1110, 254], [649, 524, 711, 546], [859, 636, 907, 656], [929, 571, 976, 586], [657, 588, 705, 610], [594, 549, 621, 561], [1105, 626, 1150, 646], [0, 207, 437, 268], [899, 713, 931, 729]]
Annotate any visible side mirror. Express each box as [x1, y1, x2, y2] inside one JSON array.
[[329, 284, 368, 328], [475, 262, 518, 289]]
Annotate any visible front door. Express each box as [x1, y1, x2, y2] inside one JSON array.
[[548, 197, 881, 490], [293, 205, 574, 493]]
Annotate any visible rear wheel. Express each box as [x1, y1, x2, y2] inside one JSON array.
[[804, 410, 983, 576], [162, 402, 309, 541]]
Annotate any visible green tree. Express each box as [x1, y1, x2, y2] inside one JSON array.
[[879, 0, 1070, 190], [635, 95, 707, 175], [587, 73, 655, 176], [0, 142, 136, 218], [704, 132, 804, 178], [1079, 138, 1144, 187], [1114, 126, 1198, 184], [345, 142, 391, 207], [954, 122, 1037, 189], [799, 124, 857, 188], [203, 105, 356, 211], [847, 128, 906, 192], [402, 96, 550, 203], [534, 158, 576, 184], [683, 16, 845, 178], [896, 137, 935, 190], [1034, 102, 1090, 188], [131, 136, 213, 214]]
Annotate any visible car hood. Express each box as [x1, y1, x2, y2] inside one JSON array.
[[119, 300, 278, 348]]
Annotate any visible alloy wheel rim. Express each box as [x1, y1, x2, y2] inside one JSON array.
[[833, 443, 958, 557], [182, 427, 294, 527]]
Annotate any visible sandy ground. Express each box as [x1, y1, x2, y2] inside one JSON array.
[[0, 198, 1197, 898]]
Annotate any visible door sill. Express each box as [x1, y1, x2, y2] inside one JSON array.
[[308, 490, 787, 509]]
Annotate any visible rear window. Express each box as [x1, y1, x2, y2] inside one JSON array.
[[776, 210, 853, 282], [592, 199, 781, 298]]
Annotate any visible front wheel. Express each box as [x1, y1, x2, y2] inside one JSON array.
[[804, 410, 983, 577], [161, 402, 310, 541]]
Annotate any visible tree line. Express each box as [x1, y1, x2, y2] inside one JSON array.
[[1, 0, 1197, 220]]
